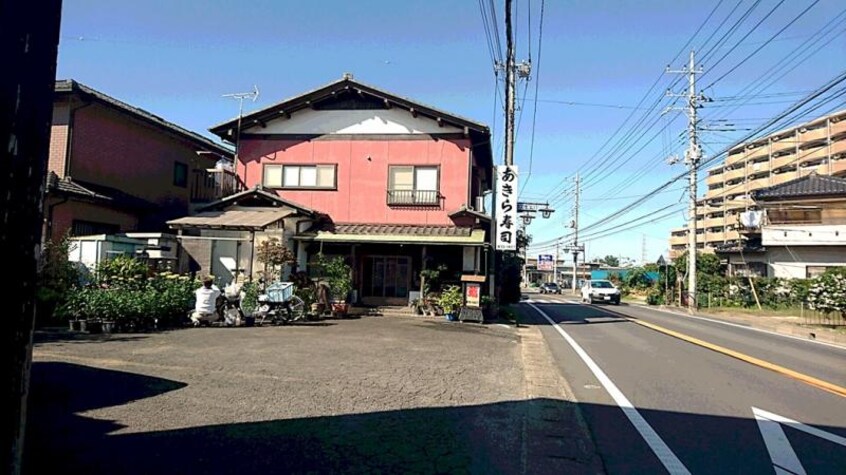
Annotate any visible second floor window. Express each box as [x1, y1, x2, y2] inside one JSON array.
[[264, 164, 336, 189], [388, 166, 439, 205], [173, 162, 188, 188]]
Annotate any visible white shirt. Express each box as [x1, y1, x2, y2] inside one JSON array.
[[195, 285, 221, 314]]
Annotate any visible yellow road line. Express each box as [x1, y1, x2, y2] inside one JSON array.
[[628, 318, 846, 398]]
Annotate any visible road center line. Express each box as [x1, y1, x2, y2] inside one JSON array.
[[526, 303, 691, 475], [628, 318, 846, 398]]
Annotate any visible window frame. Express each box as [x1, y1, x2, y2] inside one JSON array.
[[387, 165, 441, 205], [173, 161, 188, 188], [263, 163, 338, 190]]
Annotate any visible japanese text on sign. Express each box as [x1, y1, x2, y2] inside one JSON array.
[[495, 165, 518, 250]]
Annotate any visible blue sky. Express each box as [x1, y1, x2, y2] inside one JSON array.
[[57, 0, 846, 263]]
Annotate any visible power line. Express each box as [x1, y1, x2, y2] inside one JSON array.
[[518, 0, 545, 199]]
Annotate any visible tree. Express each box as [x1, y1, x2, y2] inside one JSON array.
[[599, 255, 620, 267], [256, 237, 295, 280], [673, 251, 723, 277]]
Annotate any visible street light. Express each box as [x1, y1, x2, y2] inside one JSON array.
[[521, 213, 534, 225], [540, 208, 553, 219]]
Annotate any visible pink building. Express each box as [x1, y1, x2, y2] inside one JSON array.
[[188, 75, 493, 304], [44, 80, 236, 241]]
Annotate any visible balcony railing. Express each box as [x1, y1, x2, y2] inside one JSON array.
[[190, 168, 244, 203], [386, 189, 440, 206]]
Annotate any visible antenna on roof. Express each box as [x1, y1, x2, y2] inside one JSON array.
[[222, 85, 260, 186]]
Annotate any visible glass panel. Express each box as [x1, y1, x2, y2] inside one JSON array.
[[390, 166, 414, 190], [415, 167, 438, 191], [396, 258, 409, 298], [264, 166, 283, 187], [317, 165, 335, 187], [283, 166, 300, 187], [384, 259, 397, 297], [373, 259, 385, 297], [300, 166, 317, 187]]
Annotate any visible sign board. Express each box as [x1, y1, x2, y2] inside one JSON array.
[[537, 254, 553, 271], [495, 165, 518, 251], [465, 283, 481, 308]]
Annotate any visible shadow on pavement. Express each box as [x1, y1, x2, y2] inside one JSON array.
[[23, 360, 846, 474], [34, 329, 153, 345]]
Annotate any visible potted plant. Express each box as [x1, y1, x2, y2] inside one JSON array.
[[437, 285, 463, 321], [319, 255, 353, 317]]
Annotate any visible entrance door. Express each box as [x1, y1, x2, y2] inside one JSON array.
[[364, 256, 411, 298]]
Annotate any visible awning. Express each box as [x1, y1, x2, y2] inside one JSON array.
[[167, 209, 293, 231], [295, 224, 487, 246]]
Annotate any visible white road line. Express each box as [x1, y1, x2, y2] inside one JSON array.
[[526, 303, 691, 474], [753, 409, 807, 475], [630, 305, 846, 351], [752, 407, 846, 447]]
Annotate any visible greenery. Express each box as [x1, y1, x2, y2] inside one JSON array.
[[256, 237, 295, 280], [290, 270, 316, 309], [498, 252, 523, 304], [37, 236, 82, 325], [807, 268, 846, 318], [598, 255, 620, 267], [240, 281, 260, 315], [437, 285, 463, 315], [63, 270, 199, 330], [96, 254, 151, 289], [318, 254, 353, 303], [420, 264, 448, 294]]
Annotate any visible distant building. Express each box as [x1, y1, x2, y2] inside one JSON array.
[[669, 109, 846, 259], [716, 173, 846, 278], [43, 80, 235, 241]]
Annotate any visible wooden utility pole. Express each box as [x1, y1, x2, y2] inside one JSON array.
[[504, 0, 516, 167], [0, 2, 63, 473]]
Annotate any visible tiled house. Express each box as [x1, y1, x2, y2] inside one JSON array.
[[173, 75, 493, 303], [43, 80, 236, 241]]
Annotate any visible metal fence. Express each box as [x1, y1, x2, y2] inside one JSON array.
[[799, 302, 846, 327]]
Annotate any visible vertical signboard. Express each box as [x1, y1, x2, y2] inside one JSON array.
[[495, 165, 518, 250], [465, 283, 481, 308], [537, 254, 553, 271]]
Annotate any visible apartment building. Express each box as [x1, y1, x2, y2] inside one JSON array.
[[669, 109, 846, 258]]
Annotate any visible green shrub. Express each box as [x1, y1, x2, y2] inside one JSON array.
[[646, 288, 664, 305], [437, 285, 463, 314], [807, 267, 846, 318]]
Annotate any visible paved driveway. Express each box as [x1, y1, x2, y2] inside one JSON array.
[[26, 317, 538, 474]]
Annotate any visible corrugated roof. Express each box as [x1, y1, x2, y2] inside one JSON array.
[[754, 173, 846, 200], [167, 209, 293, 230]]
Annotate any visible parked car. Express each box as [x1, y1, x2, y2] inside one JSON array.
[[581, 280, 621, 305], [539, 282, 561, 294]]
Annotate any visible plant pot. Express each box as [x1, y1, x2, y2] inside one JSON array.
[[69, 319, 82, 332], [445, 312, 457, 321], [87, 320, 103, 334], [101, 320, 116, 334], [244, 315, 255, 327], [331, 302, 349, 317], [78, 319, 88, 333]]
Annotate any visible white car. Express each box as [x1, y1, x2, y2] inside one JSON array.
[[581, 280, 621, 305]]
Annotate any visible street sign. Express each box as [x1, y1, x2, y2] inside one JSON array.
[[537, 254, 553, 271], [495, 165, 518, 251]]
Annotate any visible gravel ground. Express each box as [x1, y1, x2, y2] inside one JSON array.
[[26, 316, 535, 474]]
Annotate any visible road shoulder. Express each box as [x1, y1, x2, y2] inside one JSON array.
[[517, 310, 606, 474]]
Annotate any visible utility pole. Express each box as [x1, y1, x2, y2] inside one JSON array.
[[554, 240, 559, 285], [666, 50, 704, 313], [504, 0, 516, 167], [641, 234, 647, 266], [571, 173, 581, 293]]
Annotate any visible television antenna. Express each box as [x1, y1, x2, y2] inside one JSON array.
[[222, 85, 260, 182]]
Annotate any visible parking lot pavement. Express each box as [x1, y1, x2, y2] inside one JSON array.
[[25, 316, 600, 474]]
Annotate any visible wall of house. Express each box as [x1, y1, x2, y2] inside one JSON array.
[[49, 199, 139, 239], [239, 137, 472, 225], [48, 100, 70, 178], [68, 102, 218, 228], [734, 246, 846, 279], [762, 224, 846, 246]]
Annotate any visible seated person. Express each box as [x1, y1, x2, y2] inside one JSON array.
[[191, 275, 221, 326]]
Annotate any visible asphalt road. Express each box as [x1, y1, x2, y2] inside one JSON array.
[[520, 294, 846, 475]]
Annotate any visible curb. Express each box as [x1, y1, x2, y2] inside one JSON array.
[[628, 303, 846, 348]]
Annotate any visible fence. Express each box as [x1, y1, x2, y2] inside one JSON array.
[[799, 303, 846, 327]]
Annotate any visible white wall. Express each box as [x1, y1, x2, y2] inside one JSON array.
[[763, 224, 846, 246], [244, 108, 462, 135], [741, 246, 846, 279]]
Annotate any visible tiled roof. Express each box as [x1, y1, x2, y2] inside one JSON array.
[[55, 80, 233, 158], [46, 172, 156, 210], [196, 185, 316, 216], [754, 173, 846, 200], [327, 224, 473, 237]]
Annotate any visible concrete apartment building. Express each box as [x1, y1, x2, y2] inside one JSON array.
[[669, 109, 846, 259]]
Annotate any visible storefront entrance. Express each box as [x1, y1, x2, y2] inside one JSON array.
[[363, 256, 411, 299]]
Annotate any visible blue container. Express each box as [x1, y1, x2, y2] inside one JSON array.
[[265, 282, 294, 303]]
